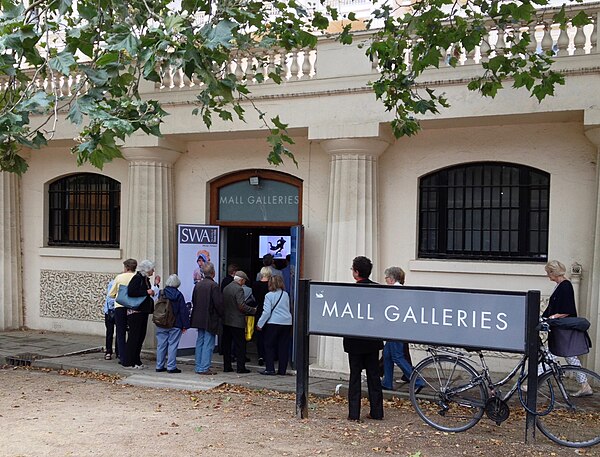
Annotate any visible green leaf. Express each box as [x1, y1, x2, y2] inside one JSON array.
[[48, 50, 76, 75], [17, 91, 51, 113], [107, 33, 139, 56], [203, 19, 236, 50]]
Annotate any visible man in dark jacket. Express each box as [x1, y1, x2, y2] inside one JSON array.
[[222, 271, 256, 373], [220, 263, 238, 291], [344, 256, 384, 421], [191, 262, 223, 375]]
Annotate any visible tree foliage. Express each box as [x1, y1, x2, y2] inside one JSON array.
[[0, 0, 591, 174]]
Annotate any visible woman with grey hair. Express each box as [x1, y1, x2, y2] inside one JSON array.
[[542, 260, 592, 396], [155, 274, 190, 373], [384, 266, 405, 285], [126, 259, 156, 368]]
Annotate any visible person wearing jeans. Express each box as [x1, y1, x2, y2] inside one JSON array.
[[155, 274, 190, 374], [381, 266, 423, 391], [381, 340, 424, 391], [190, 262, 223, 375]]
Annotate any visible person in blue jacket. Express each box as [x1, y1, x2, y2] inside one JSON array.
[[155, 274, 191, 374]]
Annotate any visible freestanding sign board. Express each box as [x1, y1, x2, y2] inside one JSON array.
[[295, 280, 540, 443], [308, 282, 528, 352]]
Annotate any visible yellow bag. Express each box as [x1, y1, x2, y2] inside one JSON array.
[[245, 315, 255, 341]]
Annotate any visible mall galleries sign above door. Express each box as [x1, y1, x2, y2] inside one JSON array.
[[210, 170, 302, 226]]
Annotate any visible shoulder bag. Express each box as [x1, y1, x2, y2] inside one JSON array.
[[116, 284, 146, 310]]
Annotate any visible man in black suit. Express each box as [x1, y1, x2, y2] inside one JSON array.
[[343, 256, 384, 421]]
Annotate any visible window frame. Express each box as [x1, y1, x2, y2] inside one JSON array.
[[47, 173, 121, 248], [418, 162, 549, 262]]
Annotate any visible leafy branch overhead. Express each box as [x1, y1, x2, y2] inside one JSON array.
[[0, 0, 591, 174]]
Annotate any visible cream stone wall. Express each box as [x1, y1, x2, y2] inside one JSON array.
[[174, 136, 330, 282], [20, 146, 129, 336], [379, 121, 596, 293]]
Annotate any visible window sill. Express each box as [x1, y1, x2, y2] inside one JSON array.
[[39, 247, 122, 259], [408, 259, 546, 277]]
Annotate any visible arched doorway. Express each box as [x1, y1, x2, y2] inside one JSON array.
[[209, 169, 304, 366]]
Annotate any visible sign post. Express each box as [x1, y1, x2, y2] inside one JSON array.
[[295, 279, 310, 419], [524, 290, 541, 443]]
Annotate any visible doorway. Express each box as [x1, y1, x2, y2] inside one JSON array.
[[223, 227, 293, 282]]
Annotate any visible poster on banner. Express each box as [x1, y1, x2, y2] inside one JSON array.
[[177, 224, 220, 349]]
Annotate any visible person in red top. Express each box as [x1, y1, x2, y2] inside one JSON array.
[[343, 256, 384, 421]]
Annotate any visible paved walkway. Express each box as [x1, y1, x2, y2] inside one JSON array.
[[0, 329, 412, 399]]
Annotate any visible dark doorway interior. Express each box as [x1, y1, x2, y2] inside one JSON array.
[[225, 227, 291, 282]]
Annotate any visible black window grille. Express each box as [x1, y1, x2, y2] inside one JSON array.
[[48, 173, 120, 247], [419, 162, 549, 262]]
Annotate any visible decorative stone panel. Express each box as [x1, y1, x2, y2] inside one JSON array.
[[40, 270, 115, 321]]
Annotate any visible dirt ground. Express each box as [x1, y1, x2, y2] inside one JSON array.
[[0, 367, 597, 457]]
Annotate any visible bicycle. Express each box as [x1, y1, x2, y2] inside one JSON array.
[[408, 326, 600, 448]]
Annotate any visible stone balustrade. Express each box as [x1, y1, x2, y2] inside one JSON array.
[[1, 2, 598, 96]]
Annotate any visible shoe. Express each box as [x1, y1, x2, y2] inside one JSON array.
[[167, 368, 181, 374], [401, 375, 410, 383], [572, 382, 593, 397], [134, 364, 145, 370], [198, 370, 217, 375], [223, 367, 234, 373], [258, 358, 265, 366], [155, 368, 167, 372], [520, 384, 528, 393], [414, 385, 424, 395], [366, 413, 383, 420], [237, 368, 251, 374], [381, 384, 394, 391], [104, 353, 112, 360], [259, 370, 276, 376]]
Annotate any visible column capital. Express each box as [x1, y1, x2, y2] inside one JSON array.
[[121, 146, 182, 165], [320, 137, 390, 158], [584, 107, 600, 147]]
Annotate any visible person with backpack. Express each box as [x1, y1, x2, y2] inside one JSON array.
[[154, 274, 190, 374]]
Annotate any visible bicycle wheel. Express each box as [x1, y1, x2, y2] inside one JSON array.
[[410, 355, 487, 432], [536, 366, 600, 448]]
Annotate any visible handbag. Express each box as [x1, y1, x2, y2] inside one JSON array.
[[245, 315, 255, 341], [116, 284, 146, 310]]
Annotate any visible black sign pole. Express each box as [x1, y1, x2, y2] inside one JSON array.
[[524, 290, 541, 443], [295, 279, 310, 419]]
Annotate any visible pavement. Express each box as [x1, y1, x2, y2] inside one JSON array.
[[0, 329, 412, 399]]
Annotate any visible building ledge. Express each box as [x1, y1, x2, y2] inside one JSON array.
[[39, 247, 122, 259]]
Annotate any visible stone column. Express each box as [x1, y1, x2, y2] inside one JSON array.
[[312, 138, 389, 375], [122, 146, 181, 348], [584, 124, 600, 372], [0, 172, 24, 330]]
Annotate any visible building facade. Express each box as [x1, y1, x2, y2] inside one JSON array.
[[2, 5, 600, 375]]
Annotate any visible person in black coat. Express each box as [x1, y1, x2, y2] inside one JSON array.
[[126, 259, 156, 368], [344, 256, 384, 421]]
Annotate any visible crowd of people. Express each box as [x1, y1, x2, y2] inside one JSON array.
[[103, 254, 293, 376], [104, 253, 592, 422]]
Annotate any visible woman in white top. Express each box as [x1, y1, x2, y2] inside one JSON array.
[[108, 258, 137, 367], [256, 275, 292, 375]]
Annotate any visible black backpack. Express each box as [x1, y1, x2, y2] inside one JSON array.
[[152, 290, 176, 328]]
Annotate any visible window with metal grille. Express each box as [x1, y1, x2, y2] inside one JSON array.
[[419, 162, 549, 262], [48, 173, 120, 247]]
